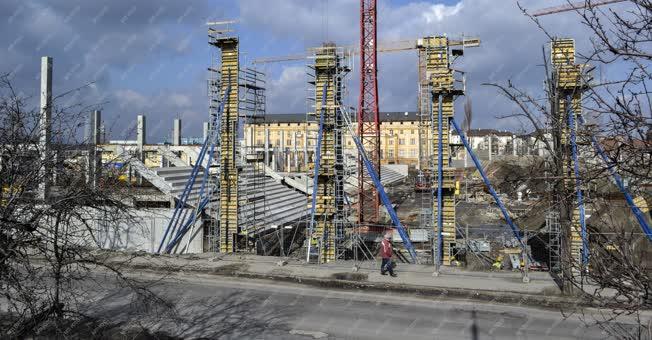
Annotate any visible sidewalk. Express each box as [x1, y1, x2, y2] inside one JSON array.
[[109, 252, 576, 309]]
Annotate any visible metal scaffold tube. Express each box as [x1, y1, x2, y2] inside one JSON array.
[[435, 94, 443, 270], [306, 84, 328, 262]]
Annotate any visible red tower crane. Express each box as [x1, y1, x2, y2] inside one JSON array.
[[358, 0, 381, 224]]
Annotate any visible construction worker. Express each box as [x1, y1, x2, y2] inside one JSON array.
[[492, 254, 503, 271], [380, 231, 397, 277]]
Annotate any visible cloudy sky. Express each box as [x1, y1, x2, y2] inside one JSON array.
[[0, 0, 624, 142]]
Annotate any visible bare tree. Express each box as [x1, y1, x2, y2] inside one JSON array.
[[0, 75, 170, 337], [484, 1, 652, 338]]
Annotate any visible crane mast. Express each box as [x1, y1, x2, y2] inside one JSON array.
[[358, 0, 381, 224]]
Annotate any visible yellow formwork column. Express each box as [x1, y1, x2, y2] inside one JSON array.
[[421, 36, 457, 266], [311, 45, 342, 263], [551, 38, 587, 265], [215, 37, 240, 253]]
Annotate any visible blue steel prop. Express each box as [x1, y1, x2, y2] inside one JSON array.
[[450, 118, 527, 252], [307, 84, 328, 239], [157, 85, 231, 253], [166, 114, 225, 253], [340, 107, 418, 263], [566, 101, 588, 265], [577, 115, 652, 242]]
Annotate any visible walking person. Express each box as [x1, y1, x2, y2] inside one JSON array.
[[380, 231, 397, 277]]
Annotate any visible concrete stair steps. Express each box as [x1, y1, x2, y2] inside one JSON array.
[[239, 197, 308, 225], [240, 194, 306, 219]]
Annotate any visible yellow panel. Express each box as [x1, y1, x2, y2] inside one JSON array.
[[215, 37, 240, 253], [551, 39, 575, 66], [311, 45, 341, 263]]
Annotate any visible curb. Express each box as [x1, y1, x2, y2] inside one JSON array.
[[119, 260, 587, 310]]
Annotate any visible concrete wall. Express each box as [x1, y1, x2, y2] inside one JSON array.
[[92, 208, 204, 254]]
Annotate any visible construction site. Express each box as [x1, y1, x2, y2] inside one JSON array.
[[10, 0, 652, 276], [1, 0, 651, 339]]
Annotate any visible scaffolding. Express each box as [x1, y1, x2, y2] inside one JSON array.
[[306, 44, 349, 263], [546, 210, 561, 272], [238, 67, 266, 251], [551, 38, 589, 268], [419, 36, 461, 267]]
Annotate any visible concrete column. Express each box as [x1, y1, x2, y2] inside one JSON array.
[[203, 121, 209, 141], [87, 110, 101, 188], [137, 115, 146, 147], [279, 130, 285, 172], [512, 135, 517, 156], [173, 119, 181, 146], [38, 56, 52, 201], [303, 132, 308, 171], [293, 132, 298, 172], [137, 115, 145, 185], [264, 128, 270, 167], [488, 135, 493, 162]]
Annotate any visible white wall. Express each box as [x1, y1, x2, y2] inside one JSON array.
[[92, 208, 204, 254]]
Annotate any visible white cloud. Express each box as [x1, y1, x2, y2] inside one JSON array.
[[267, 65, 307, 113], [248, 0, 596, 131], [422, 2, 464, 23], [114, 89, 149, 110]]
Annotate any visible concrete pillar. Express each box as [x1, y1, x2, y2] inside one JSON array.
[[303, 132, 308, 171], [173, 119, 181, 146], [264, 128, 270, 167], [488, 135, 493, 162], [203, 121, 209, 141], [137, 115, 145, 185], [512, 135, 517, 156], [137, 115, 146, 147], [279, 130, 285, 172], [293, 132, 298, 172], [38, 56, 52, 201], [87, 110, 101, 188]]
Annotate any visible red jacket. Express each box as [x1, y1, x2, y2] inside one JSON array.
[[380, 238, 392, 259]]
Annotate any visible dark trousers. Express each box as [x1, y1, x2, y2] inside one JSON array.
[[381, 258, 394, 275]]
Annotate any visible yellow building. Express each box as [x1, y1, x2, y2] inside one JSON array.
[[243, 112, 422, 170]]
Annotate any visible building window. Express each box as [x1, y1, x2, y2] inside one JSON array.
[[410, 138, 416, 145], [388, 150, 394, 158], [400, 129, 404, 134], [389, 139, 394, 146], [256, 139, 263, 146], [257, 131, 262, 136], [398, 139, 405, 145], [411, 129, 415, 134], [286, 139, 292, 146], [399, 150, 406, 157], [410, 149, 417, 157], [275, 140, 280, 147], [389, 129, 393, 135]]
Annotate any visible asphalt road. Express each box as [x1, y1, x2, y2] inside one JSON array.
[[78, 272, 624, 340]]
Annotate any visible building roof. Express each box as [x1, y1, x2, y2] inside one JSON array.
[[452, 128, 515, 137], [253, 111, 421, 124]]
